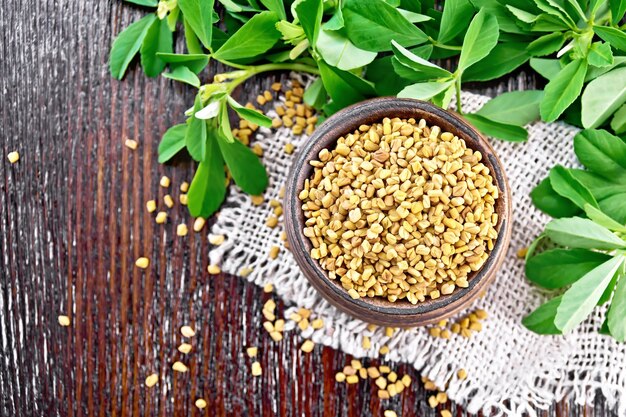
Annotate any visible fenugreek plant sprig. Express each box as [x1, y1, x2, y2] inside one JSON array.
[[524, 129, 626, 341], [111, 0, 626, 219]]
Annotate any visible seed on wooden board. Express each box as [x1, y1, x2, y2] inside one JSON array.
[[263, 283, 273, 293], [436, 391, 448, 403], [7, 151, 19, 163], [159, 176, 170, 188], [263, 90, 273, 101], [270, 331, 283, 342], [274, 319, 285, 332], [155, 212, 167, 224], [251, 361, 262, 376], [401, 374, 411, 387], [428, 395, 439, 408], [178, 343, 192, 354], [387, 371, 397, 383], [246, 347, 258, 357], [195, 399, 207, 409], [441, 410, 452, 417], [180, 326, 195, 338], [172, 361, 188, 373], [180, 181, 189, 192], [145, 373, 159, 387], [135, 257, 149, 269], [375, 377, 387, 389], [335, 372, 346, 382], [58, 315, 70, 326], [207, 264, 221, 275], [367, 367, 380, 379], [163, 194, 174, 208], [179, 194, 188, 205], [193, 217, 206, 232], [378, 390, 390, 399], [256, 95, 267, 105], [176, 224, 188, 236], [379, 365, 391, 374], [346, 375, 359, 384], [271, 82, 281, 91], [384, 410, 397, 417], [124, 139, 138, 150], [269, 246, 280, 259], [146, 200, 157, 213], [301, 340, 315, 353]]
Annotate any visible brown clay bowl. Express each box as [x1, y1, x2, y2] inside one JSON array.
[[283, 98, 512, 327]]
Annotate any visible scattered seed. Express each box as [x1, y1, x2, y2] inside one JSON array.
[[195, 399, 207, 409], [441, 411, 452, 417], [271, 82, 282, 91], [362, 336, 371, 349], [517, 247, 528, 258], [384, 410, 397, 417], [124, 139, 138, 150], [163, 194, 174, 208], [135, 257, 150, 269], [209, 234, 226, 245], [401, 374, 412, 387], [251, 361, 262, 376], [240, 267, 254, 277], [172, 361, 188, 373], [263, 90, 273, 101], [378, 390, 390, 399], [379, 345, 390, 355], [270, 331, 283, 342], [176, 224, 188, 236], [301, 339, 315, 353], [159, 176, 170, 188], [193, 217, 206, 232], [379, 365, 391, 374], [207, 264, 221, 275], [180, 181, 189, 192], [7, 151, 19, 164], [346, 375, 359, 384], [284, 143, 295, 154], [145, 373, 159, 387], [266, 216, 278, 228], [436, 391, 448, 403], [428, 395, 439, 408], [146, 200, 157, 213], [311, 318, 324, 329], [335, 372, 346, 382], [387, 371, 397, 383], [180, 326, 195, 338], [247, 346, 258, 357], [155, 211, 167, 224], [251, 195, 264, 205], [58, 315, 70, 326], [179, 194, 188, 205], [178, 343, 192, 354], [457, 369, 467, 380]]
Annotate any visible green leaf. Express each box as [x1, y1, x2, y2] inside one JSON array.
[[531, 177, 581, 218], [438, 0, 474, 44], [125, 0, 158, 6], [598, 270, 619, 306], [599, 194, 626, 224], [163, 65, 201, 87], [324, 8, 345, 31], [583, 204, 626, 233], [218, 101, 235, 143], [476, 90, 543, 125], [316, 29, 377, 71], [527, 32, 565, 57], [611, 104, 626, 134], [260, 0, 286, 20], [186, 96, 208, 161], [183, 17, 204, 54], [555, 257, 624, 333], [157, 53, 209, 74], [391, 40, 451, 79], [608, 273, 626, 341], [178, 0, 215, 49], [534, 0, 576, 28], [594, 26, 626, 53], [530, 58, 562, 81], [214, 12, 280, 60], [545, 217, 626, 250], [462, 113, 528, 142], [140, 18, 173, 77], [548, 165, 599, 210], [506, 5, 539, 23], [581, 67, 626, 129], [587, 42, 614, 68], [342, 0, 427, 52], [526, 248, 612, 289], [166, 6, 180, 31], [522, 296, 563, 335], [397, 80, 454, 101], [187, 135, 226, 218], [227, 96, 272, 127], [457, 9, 499, 72], [318, 60, 374, 107], [586, 56, 626, 81], [158, 124, 188, 163], [109, 14, 157, 79], [302, 79, 326, 110], [216, 134, 268, 194], [574, 129, 626, 179], [463, 42, 529, 82], [295, 0, 323, 45], [610, 0, 626, 24], [540, 58, 587, 122], [397, 8, 432, 23], [572, 169, 626, 200], [218, 0, 257, 12]]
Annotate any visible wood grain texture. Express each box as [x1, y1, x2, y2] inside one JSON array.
[[0, 0, 617, 416]]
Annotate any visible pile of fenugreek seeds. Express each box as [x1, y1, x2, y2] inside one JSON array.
[[299, 117, 499, 303]]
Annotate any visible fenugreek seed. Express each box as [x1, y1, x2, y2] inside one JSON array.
[[384, 411, 397, 417], [441, 410, 452, 417], [263, 90, 273, 101], [269, 246, 280, 259], [160, 176, 170, 188], [270, 331, 283, 341], [256, 95, 267, 105], [180, 181, 189, 192], [387, 371, 397, 383], [172, 361, 188, 373], [7, 151, 20, 164], [436, 392, 448, 403], [240, 267, 254, 277], [367, 367, 380, 379], [401, 374, 412, 387], [58, 315, 70, 326], [348, 289, 360, 299], [146, 200, 157, 213], [335, 372, 346, 382], [362, 336, 371, 349], [209, 234, 225, 245], [175, 223, 188, 236], [290, 313, 302, 322], [251, 195, 264, 205], [378, 389, 390, 399], [379, 345, 390, 355], [207, 264, 221, 275], [351, 359, 362, 370], [457, 368, 468, 380], [284, 143, 295, 154], [125, 139, 138, 150], [251, 361, 262, 376], [263, 283, 274, 293], [271, 82, 282, 91], [385, 327, 395, 337], [379, 365, 391, 374], [311, 318, 324, 329], [266, 216, 278, 228], [475, 309, 488, 319], [195, 399, 207, 409], [181, 325, 195, 338], [440, 329, 451, 339], [346, 375, 359, 384], [298, 318, 310, 331], [179, 194, 188, 205], [135, 257, 150, 269], [428, 395, 439, 408], [301, 340, 315, 353], [145, 373, 159, 387], [155, 211, 167, 224], [429, 327, 441, 338], [252, 144, 263, 156], [178, 343, 192, 354], [193, 217, 206, 232]]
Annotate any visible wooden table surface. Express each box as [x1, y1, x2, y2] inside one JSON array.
[[0, 1, 618, 416]]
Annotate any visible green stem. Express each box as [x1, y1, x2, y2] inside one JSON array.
[[455, 78, 463, 114], [226, 62, 320, 92], [428, 36, 463, 51]]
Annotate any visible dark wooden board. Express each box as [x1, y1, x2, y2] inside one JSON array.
[[0, 0, 617, 416]]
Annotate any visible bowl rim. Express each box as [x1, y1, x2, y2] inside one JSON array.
[[283, 97, 512, 323]]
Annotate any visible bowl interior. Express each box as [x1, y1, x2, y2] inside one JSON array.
[[284, 98, 511, 317]]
